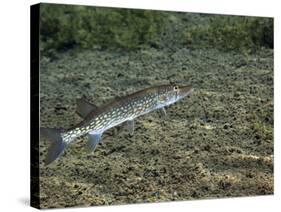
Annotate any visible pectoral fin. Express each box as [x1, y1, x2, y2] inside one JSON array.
[[159, 107, 167, 118], [76, 96, 99, 118], [87, 132, 102, 152]]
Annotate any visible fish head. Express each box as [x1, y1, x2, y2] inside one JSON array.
[[157, 84, 193, 107]]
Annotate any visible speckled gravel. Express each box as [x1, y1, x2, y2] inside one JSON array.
[[39, 47, 273, 208]]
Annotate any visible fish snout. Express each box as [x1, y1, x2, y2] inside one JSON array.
[[178, 85, 193, 99]]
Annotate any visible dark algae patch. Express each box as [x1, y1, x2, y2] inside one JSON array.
[[39, 4, 273, 209]]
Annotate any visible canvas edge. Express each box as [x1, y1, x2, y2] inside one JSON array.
[[30, 3, 40, 209]]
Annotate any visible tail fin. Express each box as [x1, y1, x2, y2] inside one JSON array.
[[40, 128, 67, 165]]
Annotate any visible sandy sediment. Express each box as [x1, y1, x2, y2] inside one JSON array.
[[39, 47, 273, 208]]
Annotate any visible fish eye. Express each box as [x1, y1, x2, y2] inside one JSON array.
[[173, 86, 179, 91]]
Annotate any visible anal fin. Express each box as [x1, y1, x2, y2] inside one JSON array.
[[87, 132, 102, 152]]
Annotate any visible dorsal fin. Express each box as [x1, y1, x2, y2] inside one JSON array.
[[76, 96, 99, 119]]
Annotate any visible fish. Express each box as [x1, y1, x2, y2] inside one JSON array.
[[40, 84, 193, 165]]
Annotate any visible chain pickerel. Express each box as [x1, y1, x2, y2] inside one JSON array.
[[41, 84, 193, 164]]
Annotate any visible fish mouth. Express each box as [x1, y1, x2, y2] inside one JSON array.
[[178, 85, 193, 99]]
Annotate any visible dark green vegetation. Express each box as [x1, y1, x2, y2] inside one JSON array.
[[39, 3, 273, 209], [40, 4, 167, 54], [40, 4, 273, 56], [184, 15, 273, 53]]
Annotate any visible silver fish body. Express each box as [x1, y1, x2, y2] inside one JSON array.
[[41, 84, 193, 164]]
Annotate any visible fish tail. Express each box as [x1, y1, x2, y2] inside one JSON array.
[[40, 128, 68, 165]]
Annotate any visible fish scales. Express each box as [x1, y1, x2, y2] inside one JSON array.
[[41, 84, 193, 164]]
